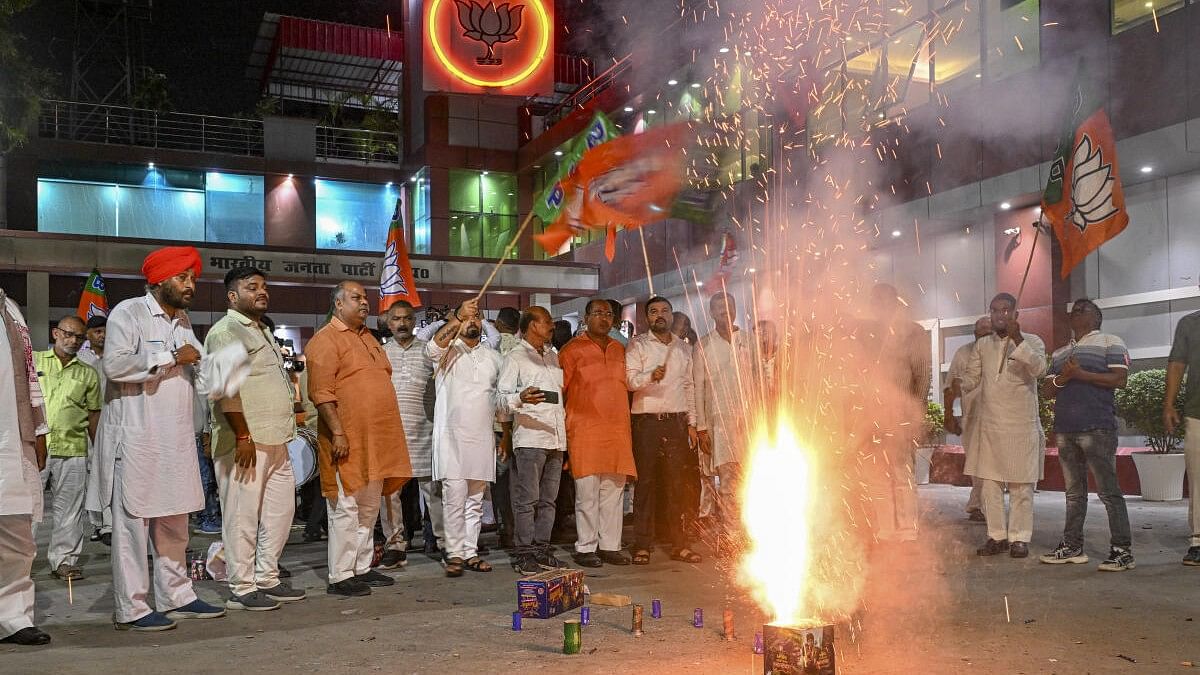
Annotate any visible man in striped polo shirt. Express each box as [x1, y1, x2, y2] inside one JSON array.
[[1039, 298, 1134, 571]]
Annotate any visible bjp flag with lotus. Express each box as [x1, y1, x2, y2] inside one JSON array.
[[535, 123, 689, 261], [76, 269, 109, 320], [379, 188, 422, 311], [1041, 70, 1130, 279]]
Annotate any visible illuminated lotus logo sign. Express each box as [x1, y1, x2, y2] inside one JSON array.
[[454, 1, 524, 65]]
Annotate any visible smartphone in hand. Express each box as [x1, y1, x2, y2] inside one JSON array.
[[538, 390, 560, 405]]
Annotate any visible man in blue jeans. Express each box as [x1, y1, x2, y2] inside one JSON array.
[[1039, 298, 1133, 571], [192, 392, 221, 536]]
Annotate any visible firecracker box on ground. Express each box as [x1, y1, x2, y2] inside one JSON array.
[[764, 623, 836, 675], [516, 569, 585, 619]]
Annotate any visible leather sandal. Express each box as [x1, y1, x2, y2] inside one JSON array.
[[670, 548, 702, 563], [464, 556, 493, 572], [632, 549, 651, 565], [444, 557, 464, 577]]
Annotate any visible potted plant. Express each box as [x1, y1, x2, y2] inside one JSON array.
[[915, 401, 945, 485], [1114, 369, 1187, 501]]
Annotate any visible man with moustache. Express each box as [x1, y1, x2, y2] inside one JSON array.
[[626, 296, 700, 565], [306, 281, 412, 597], [956, 292, 1047, 559], [499, 306, 567, 575], [428, 298, 507, 577], [378, 300, 443, 566], [560, 299, 637, 568], [693, 292, 752, 544], [33, 315, 101, 581], [944, 316, 993, 522], [91, 246, 227, 631], [204, 267, 306, 610]]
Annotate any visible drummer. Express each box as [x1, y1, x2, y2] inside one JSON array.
[[204, 266, 307, 611]]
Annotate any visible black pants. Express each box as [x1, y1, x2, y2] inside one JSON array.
[[631, 413, 693, 552]]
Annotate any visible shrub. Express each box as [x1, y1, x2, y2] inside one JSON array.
[[923, 400, 945, 446], [1113, 368, 1185, 453]]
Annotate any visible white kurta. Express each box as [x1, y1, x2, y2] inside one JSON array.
[[0, 299, 43, 523], [958, 333, 1047, 484], [693, 329, 752, 468], [427, 338, 506, 482], [87, 293, 206, 519]]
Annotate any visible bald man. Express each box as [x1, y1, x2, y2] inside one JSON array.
[[33, 316, 102, 581]]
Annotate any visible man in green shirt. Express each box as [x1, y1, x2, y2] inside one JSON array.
[[1164, 310, 1200, 566], [33, 315, 101, 581]]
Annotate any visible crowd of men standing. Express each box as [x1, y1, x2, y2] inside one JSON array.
[[5, 246, 1200, 648]]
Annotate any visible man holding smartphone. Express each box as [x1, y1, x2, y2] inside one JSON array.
[[498, 306, 567, 575]]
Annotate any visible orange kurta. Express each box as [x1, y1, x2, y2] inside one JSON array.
[[559, 333, 637, 480], [305, 317, 411, 499]]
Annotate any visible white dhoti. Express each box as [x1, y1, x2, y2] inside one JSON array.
[[110, 459, 196, 623], [33, 456, 89, 569], [214, 444, 294, 597], [326, 477, 383, 584], [574, 473, 626, 553], [981, 480, 1034, 543], [442, 478, 486, 561], [0, 515, 36, 638]]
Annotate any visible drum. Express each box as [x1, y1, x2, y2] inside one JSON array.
[[288, 427, 319, 489]]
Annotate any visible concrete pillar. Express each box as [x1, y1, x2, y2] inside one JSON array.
[[26, 271, 49, 350]]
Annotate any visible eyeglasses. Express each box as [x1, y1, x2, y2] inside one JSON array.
[[588, 311, 615, 318], [55, 329, 86, 341]]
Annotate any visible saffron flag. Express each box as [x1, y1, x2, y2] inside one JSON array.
[[532, 111, 620, 228], [76, 269, 109, 320], [379, 188, 422, 311], [1041, 72, 1129, 279], [535, 122, 689, 261]]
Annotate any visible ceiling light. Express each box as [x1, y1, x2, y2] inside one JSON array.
[[287, 173, 294, 179], [690, 82, 701, 89], [554, 150, 563, 156], [647, 109, 657, 115], [624, 106, 634, 112], [1000, 201, 1011, 210], [974, 73, 981, 78], [667, 79, 678, 86], [1145, 1, 1153, 6], [891, 229, 902, 238], [748, 267, 756, 273], [386, 181, 393, 187], [718, 47, 730, 54], [481, 171, 489, 176], [1140, 165, 1153, 173], [410, 175, 418, 183], [147, 162, 155, 169]]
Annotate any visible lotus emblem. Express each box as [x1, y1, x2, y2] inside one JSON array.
[[454, 1, 525, 66], [1067, 133, 1119, 234], [379, 241, 410, 298]]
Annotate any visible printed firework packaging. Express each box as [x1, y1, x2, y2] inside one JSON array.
[[516, 569, 585, 619]]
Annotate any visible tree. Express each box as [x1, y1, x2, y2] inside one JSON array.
[[1, 0, 55, 228]]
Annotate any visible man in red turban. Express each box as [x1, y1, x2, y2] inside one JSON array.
[[87, 245, 227, 631]]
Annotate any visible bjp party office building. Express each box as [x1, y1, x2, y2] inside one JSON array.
[[0, 1, 604, 349]]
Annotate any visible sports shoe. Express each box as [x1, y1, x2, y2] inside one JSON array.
[[976, 538, 1009, 556], [535, 546, 566, 569], [164, 599, 226, 620], [225, 591, 280, 612], [326, 578, 371, 597], [378, 550, 407, 569], [513, 554, 542, 576], [192, 521, 222, 535], [115, 611, 176, 632], [1039, 542, 1089, 565], [354, 569, 395, 587], [262, 583, 306, 602], [1098, 547, 1135, 572], [52, 563, 84, 580], [1182, 546, 1200, 566]]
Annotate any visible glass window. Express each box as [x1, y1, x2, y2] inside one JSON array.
[[410, 167, 432, 255], [315, 179, 399, 252], [37, 180, 118, 237], [985, 0, 1038, 81], [116, 185, 205, 240], [1112, 0, 1186, 33], [886, 21, 932, 113], [205, 172, 264, 245], [447, 169, 518, 258], [932, 0, 981, 89], [845, 45, 884, 131]]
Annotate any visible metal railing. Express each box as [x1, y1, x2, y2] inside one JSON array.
[[315, 125, 401, 165], [38, 99, 264, 156]]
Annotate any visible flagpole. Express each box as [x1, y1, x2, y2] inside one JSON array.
[[999, 216, 1043, 375], [475, 209, 539, 300], [638, 227, 655, 296]]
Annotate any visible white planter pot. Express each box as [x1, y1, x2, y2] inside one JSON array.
[[1131, 452, 1187, 501], [914, 446, 936, 485]]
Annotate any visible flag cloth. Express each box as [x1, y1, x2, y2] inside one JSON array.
[[76, 269, 109, 320], [534, 123, 689, 261], [531, 111, 620, 227], [1041, 71, 1129, 279], [379, 188, 422, 311]]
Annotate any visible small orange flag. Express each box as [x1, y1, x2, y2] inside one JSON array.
[[379, 188, 422, 311]]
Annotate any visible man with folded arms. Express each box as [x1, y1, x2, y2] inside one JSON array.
[[306, 281, 412, 597], [205, 266, 307, 610]]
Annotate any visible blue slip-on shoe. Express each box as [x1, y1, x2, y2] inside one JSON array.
[[192, 521, 222, 535], [164, 599, 226, 620], [115, 611, 177, 632]]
